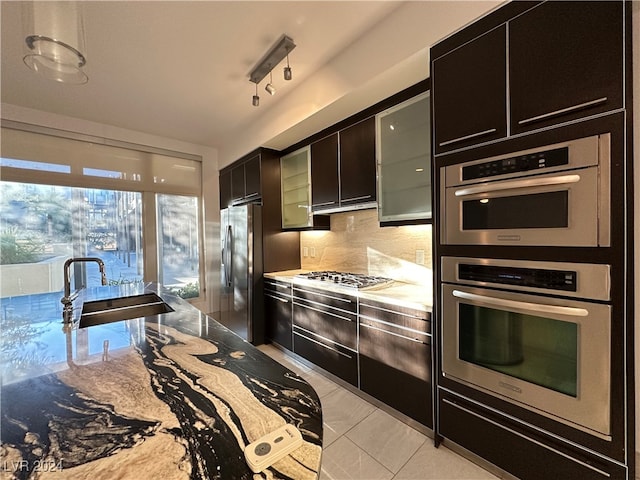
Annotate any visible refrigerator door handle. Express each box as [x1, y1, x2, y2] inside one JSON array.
[[224, 225, 233, 287]]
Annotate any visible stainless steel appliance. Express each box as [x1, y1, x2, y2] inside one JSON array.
[[441, 134, 610, 246], [441, 256, 612, 438], [294, 271, 393, 290], [220, 204, 264, 344]]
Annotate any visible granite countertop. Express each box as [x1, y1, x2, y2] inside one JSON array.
[[265, 270, 432, 312], [0, 283, 323, 479]]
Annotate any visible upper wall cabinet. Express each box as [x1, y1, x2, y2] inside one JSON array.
[[432, 25, 507, 155], [309, 119, 377, 214], [509, 1, 623, 135], [339, 117, 377, 208], [310, 133, 339, 211], [281, 146, 312, 229], [376, 92, 431, 224], [431, 1, 624, 155], [220, 153, 261, 207]]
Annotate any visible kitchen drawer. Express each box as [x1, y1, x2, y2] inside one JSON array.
[[265, 279, 292, 296], [359, 300, 430, 333], [293, 326, 358, 386], [360, 355, 431, 427], [264, 279, 292, 350], [439, 391, 626, 480], [292, 298, 357, 350], [293, 285, 357, 314]]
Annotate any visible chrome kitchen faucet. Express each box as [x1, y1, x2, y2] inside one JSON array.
[[61, 257, 108, 321]]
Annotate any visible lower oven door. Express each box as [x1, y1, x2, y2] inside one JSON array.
[[441, 283, 611, 438]]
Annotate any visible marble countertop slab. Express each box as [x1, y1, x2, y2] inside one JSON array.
[[0, 284, 323, 479], [264, 271, 432, 312]]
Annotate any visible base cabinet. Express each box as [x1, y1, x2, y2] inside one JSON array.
[[439, 392, 627, 480], [264, 279, 292, 350], [359, 300, 432, 427], [292, 286, 358, 386]]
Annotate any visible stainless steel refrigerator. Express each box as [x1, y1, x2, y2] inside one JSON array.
[[220, 204, 264, 344]]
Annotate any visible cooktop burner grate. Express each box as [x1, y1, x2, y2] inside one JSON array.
[[295, 271, 393, 290]]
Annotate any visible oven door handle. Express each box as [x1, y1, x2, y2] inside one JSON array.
[[452, 290, 589, 317], [454, 174, 581, 197]]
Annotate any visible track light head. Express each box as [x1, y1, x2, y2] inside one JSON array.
[[265, 70, 276, 95], [284, 66, 292, 81]]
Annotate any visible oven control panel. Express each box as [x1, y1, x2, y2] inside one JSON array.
[[458, 263, 577, 292], [462, 147, 568, 181]]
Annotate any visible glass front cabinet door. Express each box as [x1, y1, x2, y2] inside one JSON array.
[[280, 146, 312, 229], [376, 92, 431, 224]]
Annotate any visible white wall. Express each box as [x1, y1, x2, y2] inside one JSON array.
[[219, 0, 503, 167], [0, 103, 220, 314]]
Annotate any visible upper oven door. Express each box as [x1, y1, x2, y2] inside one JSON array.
[[441, 283, 611, 438], [441, 134, 610, 246]]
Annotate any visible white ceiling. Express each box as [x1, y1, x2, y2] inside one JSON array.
[[1, 1, 404, 151]]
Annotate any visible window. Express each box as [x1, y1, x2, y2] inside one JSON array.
[[0, 125, 203, 301], [0, 181, 143, 297], [157, 194, 200, 299]]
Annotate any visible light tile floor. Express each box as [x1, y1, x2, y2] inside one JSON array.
[[258, 344, 500, 480]]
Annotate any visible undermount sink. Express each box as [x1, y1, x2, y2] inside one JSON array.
[[79, 292, 174, 328]]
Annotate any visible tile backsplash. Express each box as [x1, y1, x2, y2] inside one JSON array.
[[300, 209, 432, 286]]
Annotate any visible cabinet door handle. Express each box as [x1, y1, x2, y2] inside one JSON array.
[[341, 194, 372, 203], [454, 174, 581, 197], [439, 128, 498, 147], [244, 192, 260, 199], [517, 97, 608, 126], [312, 201, 337, 207]]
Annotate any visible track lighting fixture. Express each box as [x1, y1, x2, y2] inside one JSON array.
[[284, 50, 292, 81], [248, 34, 295, 106], [265, 69, 276, 95], [252, 82, 260, 107]]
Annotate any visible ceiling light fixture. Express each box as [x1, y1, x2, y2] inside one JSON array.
[[265, 69, 276, 95], [252, 82, 260, 107], [22, 1, 88, 84], [284, 49, 293, 81], [249, 34, 295, 106]]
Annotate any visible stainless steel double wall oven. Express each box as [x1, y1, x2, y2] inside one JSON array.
[[434, 115, 633, 479]]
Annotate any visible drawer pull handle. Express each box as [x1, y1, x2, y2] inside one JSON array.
[[293, 329, 353, 359], [517, 97, 607, 126], [361, 322, 429, 344], [439, 128, 497, 147], [293, 301, 355, 322], [265, 293, 289, 303], [359, 315, 430, 336], [294, 288, 353, 303]]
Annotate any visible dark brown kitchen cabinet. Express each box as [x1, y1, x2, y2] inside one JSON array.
[[310, 133, 339, 211], [220, 148, 300, 273], [432, 25, 507, 155], [432, 1, 625, 155], [292, 285, 358, 386], [230, 163, 246, 203], [509, 1, 624, 135], [219, 169, 232, 208], [244, 154, 261, 201], [339, 117, 377, 206], [359, 300, 432, 427], [264, 278, 292, 350]]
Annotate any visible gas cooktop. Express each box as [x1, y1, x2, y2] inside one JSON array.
[[295, 271, 393, 290]]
